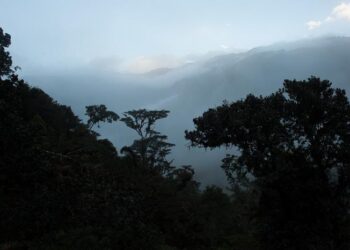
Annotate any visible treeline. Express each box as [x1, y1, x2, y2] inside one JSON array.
[[1, 27, 350, 250], [0, 28, 257, 250]]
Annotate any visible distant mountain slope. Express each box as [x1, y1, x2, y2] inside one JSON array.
[[172, 36, 350, 108], [25, 36, 350, 187]]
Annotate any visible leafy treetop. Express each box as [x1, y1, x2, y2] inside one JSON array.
[[186, 77, 350, 249], [121, 109, 174, 174], [85, 104, 119, 130], [121, 109, 169, 138], [0, 27, 12, 78]]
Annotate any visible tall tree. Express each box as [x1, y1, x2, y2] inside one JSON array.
[[121, 109, 174, 174], [186, 77, 350, 250]]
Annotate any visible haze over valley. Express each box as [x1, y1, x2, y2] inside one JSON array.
[[22, 36, 350, 186], [3, 1, 350, 249]]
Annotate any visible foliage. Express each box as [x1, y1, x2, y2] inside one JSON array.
[[0, 27, 248, 250], [121, 109, 175, 174], [85, 104, 119, 130], [4, 25, 350, 250], [186, 77, 350, 249], [0, 27, 12, 78]]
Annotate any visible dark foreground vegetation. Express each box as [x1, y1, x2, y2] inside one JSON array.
[[1, 27, 350, 249]]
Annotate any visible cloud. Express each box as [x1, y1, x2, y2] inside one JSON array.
[[306, 2, 350, 30], [307, 20, 322, 30], [220, 44, 229, 50], [125, 55, 184, 74], [331, 2, 350, 20], [89, 55, 187, 74]]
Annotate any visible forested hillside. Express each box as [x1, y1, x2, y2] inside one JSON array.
[[1, 26, 350, 250], [0, 28, 257, 250], [25, 36, 350, 187]]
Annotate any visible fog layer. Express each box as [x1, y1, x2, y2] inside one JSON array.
[[24, 36, 350, 187]]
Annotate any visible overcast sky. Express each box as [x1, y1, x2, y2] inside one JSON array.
[[1, 0, 350, 73]]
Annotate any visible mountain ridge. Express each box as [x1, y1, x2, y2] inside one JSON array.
[[24, 36, 350, 186]]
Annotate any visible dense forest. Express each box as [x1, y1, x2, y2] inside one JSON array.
[[1, 27, 350, 250]]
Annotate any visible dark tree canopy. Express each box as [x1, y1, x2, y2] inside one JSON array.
[[121, 109, 174, 174], [186, 77, 350, 182], [121, 109, 169, 138], [0, 27, 12, 78], [85, 104, 119, 130], [186, 77, 350, 250], [3, 25, 350, 250]]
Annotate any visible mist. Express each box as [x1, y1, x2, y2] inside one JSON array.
[[3, 1, 350, 249], [15, 36, 349, 187]]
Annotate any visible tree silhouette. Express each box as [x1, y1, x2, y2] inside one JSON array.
[[121, 109, 174, 174], [186, 77, 350, 250], [0, 26, 255, 250], [0, 27, 12, 78], [85, 104, 119, 130]]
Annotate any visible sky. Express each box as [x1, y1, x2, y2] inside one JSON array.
[[1, 0, 350, 73]]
